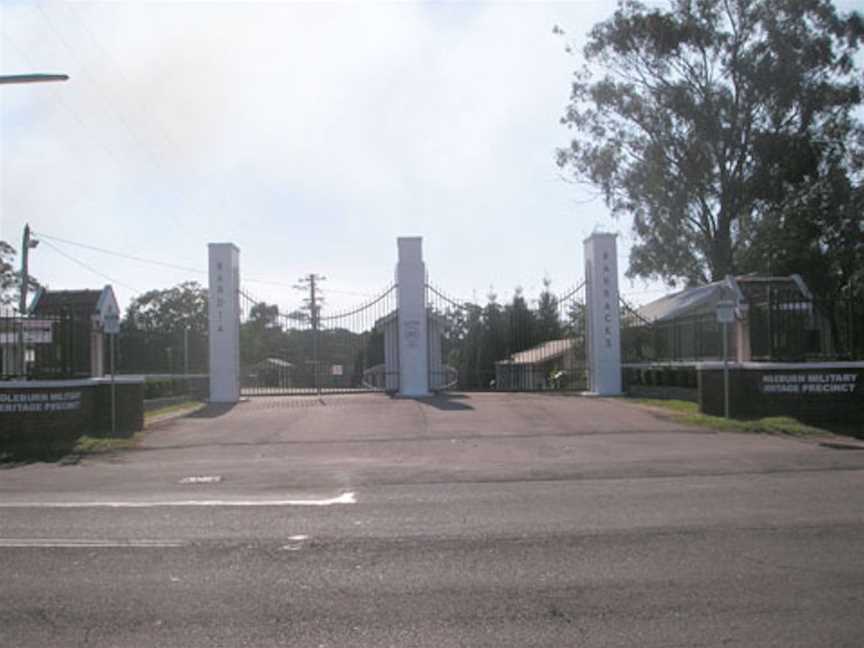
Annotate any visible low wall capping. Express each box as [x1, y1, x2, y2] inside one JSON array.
[[696, 361, 864, 371]]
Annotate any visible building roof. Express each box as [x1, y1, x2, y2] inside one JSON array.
[[29, 286, 120, 330], [634, 275, 809, 323], [252, 357, 294, 369], [734, 276, 809, 305], [497, 338, 574, 366], [635, 280, 737, 323], [30, 289, 103, 314]]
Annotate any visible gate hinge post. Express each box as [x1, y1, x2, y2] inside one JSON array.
[[396, 237, 431, 397]]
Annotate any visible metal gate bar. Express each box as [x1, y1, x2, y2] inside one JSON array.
[[238, 284, 397, 396], [425, 281, 587, 392]]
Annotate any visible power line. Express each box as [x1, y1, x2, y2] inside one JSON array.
[[71, 3, 184, 163], [32, 3, 198, 239], [35, 3, 170, 176], [33, 231, 377, 297], [34, 232, 206, 275], [0, 27, 129, 172], [39, 239, 140, 294]]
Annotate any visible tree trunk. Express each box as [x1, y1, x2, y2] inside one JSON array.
[[710, 221, 733, 282]]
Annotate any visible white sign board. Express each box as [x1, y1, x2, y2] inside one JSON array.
[[95, 286, 121, 334], [331, 364, 343, 376], [102, 307, 120, 335], [23, 319, 53, 344], [716, 301, 736, 324], [0, 320, 53, 345]]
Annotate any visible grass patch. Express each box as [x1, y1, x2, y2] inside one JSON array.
[[73, 433, 145, 455], [631, 398, 829, 437], [58, 400, 204, 459], [145, 399, 205, 424]]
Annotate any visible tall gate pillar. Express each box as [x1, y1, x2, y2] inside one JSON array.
[[208, 243, 240, 403], [396, 237, 430, 397], [584, 233, 622, 395]]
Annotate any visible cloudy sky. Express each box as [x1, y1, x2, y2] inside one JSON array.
[[1, 1, 858, 316]]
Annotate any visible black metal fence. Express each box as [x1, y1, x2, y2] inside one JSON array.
[[751, 289, 863, 361], [238, 285, 398, 396], [114, 327, 208, 375], [0, 314, 91, 380], [621, 290, 864, 363], [1, 315, 210, 381], [620, 308, 735, 363], [425, 282, 588, 392]]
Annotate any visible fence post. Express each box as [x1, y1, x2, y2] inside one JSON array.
[[208, 243, 240, 403], [396, 237, 430, 397]]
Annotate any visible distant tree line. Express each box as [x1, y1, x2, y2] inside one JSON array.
[[106, 278, 587, 384], [118, 281, 209, 374], [437, 280, 586, 389]]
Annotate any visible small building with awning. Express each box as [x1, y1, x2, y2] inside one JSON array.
[[495, 338, 582, 391], [26, 285, 119, 378]]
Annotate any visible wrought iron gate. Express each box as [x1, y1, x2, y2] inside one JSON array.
[[238, 285, 398, 396], [425, 281, 588, 392]]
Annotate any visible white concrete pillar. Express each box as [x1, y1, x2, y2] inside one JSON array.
[[584, 233, 622, 395], [90, 329, 105, 377], [383, 314, 399, 392], [396, 237, 430, 397], [428, 315, 443, 391], [208, 243, 240, 403]]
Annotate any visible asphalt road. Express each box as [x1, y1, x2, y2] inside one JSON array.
[[1, 393, 863, 647]]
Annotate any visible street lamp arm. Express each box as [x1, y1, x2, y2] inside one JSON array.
[[0, 74, 69, 85]]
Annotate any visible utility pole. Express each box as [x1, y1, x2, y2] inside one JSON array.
[[19, 224, 38, 315], [294, 274, 326, 395], [183, 326, 190, 376], [3, 70, 68, 376], [17, 224, 39, 376]]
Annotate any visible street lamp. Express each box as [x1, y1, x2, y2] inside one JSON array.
[[0, 74, 69, 85], [3, 73, 68, 376], [19, 224, 39, 316], [2, 71, 68, 312]]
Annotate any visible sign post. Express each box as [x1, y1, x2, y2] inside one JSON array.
[[715, 301, 736, 419], [102, 305, 120, 435]]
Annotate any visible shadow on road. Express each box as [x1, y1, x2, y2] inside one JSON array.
[[184, 403, 238, 419], [417, 394, 474, 411]]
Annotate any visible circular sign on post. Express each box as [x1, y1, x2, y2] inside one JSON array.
[[103, 312, 120, 335], [715, 301, 736, 324]]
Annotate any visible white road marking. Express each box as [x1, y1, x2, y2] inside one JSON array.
[[0, 538, 185, 548], [288, 534, 309, 541], [179, 475, 222, 484], [0, 491, 357, 509]]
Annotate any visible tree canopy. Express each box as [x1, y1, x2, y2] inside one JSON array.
[[557, 0, 864, 288], [441, 282, 585, 389], [124, 281, 208, 333], [0, 240, 40, 311]]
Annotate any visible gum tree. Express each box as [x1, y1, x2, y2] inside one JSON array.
[[557, 0, 863, 286]]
